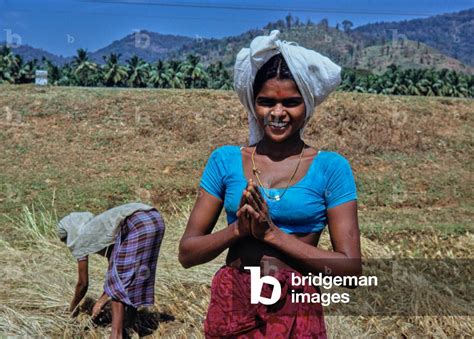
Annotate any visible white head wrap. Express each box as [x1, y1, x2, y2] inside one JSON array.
[[233, 30, 342, 145]]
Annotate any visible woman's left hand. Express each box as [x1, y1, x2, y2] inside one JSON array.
[[245, 179, 277, 240]]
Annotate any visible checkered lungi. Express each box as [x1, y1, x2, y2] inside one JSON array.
[[104, 209, 165, 308]]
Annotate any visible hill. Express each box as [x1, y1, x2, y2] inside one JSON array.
[[87, 30, 195, 64], [351, 8, 474, 67], [167, 11, 474, 74], [1, 31, 195, 66], [354, 39, 474, 75], [167, 24, 356, 68], [2, 8, 472, 75], [0, 42, 69, 65]]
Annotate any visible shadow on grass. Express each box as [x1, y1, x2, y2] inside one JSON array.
[[80, 297, 175, 337]]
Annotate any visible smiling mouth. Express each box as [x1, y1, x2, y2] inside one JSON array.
[[267, 121, 289, 129]]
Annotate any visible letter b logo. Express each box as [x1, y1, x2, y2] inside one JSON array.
[[245, 266, 281, 305]]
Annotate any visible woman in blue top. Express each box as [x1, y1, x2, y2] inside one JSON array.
[[179, 30, 361, 338]]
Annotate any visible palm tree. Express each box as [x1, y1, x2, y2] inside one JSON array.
[[207, 61, 232, 90], [126, 55, 149, 88], [43, 57, 61, 85], [57, 62, 75, 86], [0, 46, 19, 83], [179, 54, 208, 89], [72, 48, 98, 86], [161, 60, 185, 89], [149, 60, 170, 88], [102, 53, 128, 87], [15, 57, 37, 84], [0, 53, 35, 84], [2, 44, 473, 96]]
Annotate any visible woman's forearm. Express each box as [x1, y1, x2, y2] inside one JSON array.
[[98, 291, 109, 303], [179, 222, 240, 268], [265, 228, 362, 277], [70, 283, 88, 313]]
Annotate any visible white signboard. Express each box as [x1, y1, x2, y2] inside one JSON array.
[[35, 70, 48, 86]]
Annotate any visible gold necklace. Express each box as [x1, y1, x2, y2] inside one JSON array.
[[251, 142, 305, 201]]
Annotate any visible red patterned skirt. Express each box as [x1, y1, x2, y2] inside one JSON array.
[[204, 265, 327, 338]]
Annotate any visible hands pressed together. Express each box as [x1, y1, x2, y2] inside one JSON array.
[[235, 179, 277, 241]]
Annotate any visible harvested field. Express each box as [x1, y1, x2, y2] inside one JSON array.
[[0, 85, 472, 337]]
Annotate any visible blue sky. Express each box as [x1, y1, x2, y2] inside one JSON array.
[[1, 0, 472, 56]]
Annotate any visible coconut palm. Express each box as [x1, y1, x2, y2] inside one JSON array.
[[149, 60, 170, 88], [72, 48, 98, 86], [206, 61, 232, 90], [102, 53, 128, 87], [159, 60, 184, 89], [41, 57, 62, 85], [179, 54, 208, 89], [126, 55, 149, 88], [59, 63, 76, 86], [0, 46, 19, 83], [15, 57, 38, 84], [1, 46, 473, 97]]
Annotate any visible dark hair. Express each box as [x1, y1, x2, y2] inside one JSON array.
[[252, 53, 298, 102]]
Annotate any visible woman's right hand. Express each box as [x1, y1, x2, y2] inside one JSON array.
[[235, 181, 262, 238], [235, 188, 252, 238]]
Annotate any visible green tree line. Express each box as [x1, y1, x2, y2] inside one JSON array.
[[1, 46, 473, 97], [0, 47, 232, 90], [340, 65, 474, 97]]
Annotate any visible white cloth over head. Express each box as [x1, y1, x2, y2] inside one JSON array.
[[233, 30, 342, 145], [57, 202, 156, 259]]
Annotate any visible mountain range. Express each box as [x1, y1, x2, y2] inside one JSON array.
[[1, 8, 473, 74]]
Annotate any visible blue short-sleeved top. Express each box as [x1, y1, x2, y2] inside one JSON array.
[[199, 145, 358, 234]]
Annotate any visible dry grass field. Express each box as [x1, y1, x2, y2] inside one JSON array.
[[0, 84, 472, 337]]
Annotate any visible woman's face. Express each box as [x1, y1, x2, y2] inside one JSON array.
[[254, 78, 306, 143]]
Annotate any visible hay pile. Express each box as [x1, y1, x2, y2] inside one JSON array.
[[0, 202, 472, 338]]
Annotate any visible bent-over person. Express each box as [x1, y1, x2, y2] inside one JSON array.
[[57, 202, 165, 339]]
